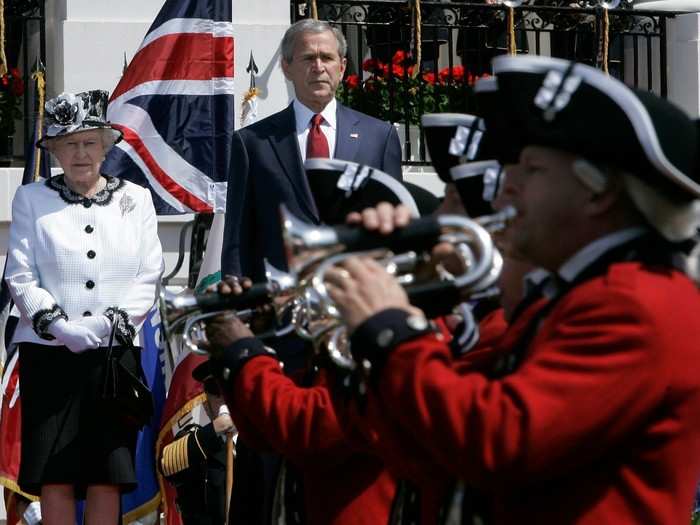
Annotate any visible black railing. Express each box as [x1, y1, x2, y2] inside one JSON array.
[[292, 1, 676, 165], [5, 0, 47, 157]]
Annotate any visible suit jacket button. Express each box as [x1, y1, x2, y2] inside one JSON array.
[[87, 250, 96, 259], [83, 200, 92, 208], [86, 280, 95, 289], [85, 225, 94, 233], [83, 311, 92, 317]]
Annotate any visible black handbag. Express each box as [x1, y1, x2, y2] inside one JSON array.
[[101, 319, 154, 430]]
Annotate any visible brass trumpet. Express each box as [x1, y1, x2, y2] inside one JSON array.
[[284, 206, 516, 369], [160, 268, 297, 356]]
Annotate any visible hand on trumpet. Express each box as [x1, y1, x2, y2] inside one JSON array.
[[346, 201, 469, 278], [325, 257, 424, 332], [345, 201, 412, 234], [202, 275, 256, 354]]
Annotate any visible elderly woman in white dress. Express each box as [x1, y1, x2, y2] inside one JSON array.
[[5, 90, 164, 525]]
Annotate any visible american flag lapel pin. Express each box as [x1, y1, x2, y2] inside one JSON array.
[[350, 133, 359, 139]]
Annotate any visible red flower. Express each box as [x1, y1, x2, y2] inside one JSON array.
[[391, 64, 406, 78], [1, 76, 8, 87], [439, 65, 469, 84], [11, 76, 24, 97], [422, 71, 436, 85], [392, 49, 407, 65], [345, 74, 360, 90], [362, 58, 382, 73]]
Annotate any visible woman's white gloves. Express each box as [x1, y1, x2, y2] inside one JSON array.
[[74, 315, 112, 340], [47, 318, 102, 353]]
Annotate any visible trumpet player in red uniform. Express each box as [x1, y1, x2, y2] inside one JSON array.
[[324, 55, 700, 525], [201, 295, 396, 525]]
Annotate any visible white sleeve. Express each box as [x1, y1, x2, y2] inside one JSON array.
[[4, 186, 67, 338], [105, 188, 164, 344]]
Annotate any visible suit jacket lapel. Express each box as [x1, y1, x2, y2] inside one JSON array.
[[268, 104, 319, 222], [334, 103, 361, 162]]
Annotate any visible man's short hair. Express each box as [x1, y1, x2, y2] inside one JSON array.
[[281, 19, 347, 63]]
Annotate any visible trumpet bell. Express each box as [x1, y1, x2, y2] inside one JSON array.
[[281, 204, 344, 277]]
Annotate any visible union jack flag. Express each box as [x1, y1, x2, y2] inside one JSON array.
[[102, 0, 235, 214]]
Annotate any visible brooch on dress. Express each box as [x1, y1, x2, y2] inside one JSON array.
[[119, 194, 136, 216]]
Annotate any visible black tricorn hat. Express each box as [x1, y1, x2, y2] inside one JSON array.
[[476, 55, 700, 199], [421, 113, 487, 183], [449, 160, 503, 217], [305, 158, 421, 223]]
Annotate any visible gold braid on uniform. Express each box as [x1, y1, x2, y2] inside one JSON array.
[[412, 0, 422, 78], [0, 0, 7, 76], [160, 428, 208, 478], [32, 68, 47, 181]]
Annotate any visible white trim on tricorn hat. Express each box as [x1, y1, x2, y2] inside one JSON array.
[[303, 158, 420, 218], [449, 160, 504, 213], [491, 54, 700, 198], [449, 160, 500, 181], [422, 113, 487, 182]]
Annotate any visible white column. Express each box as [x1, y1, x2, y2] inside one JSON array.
[[46, 0, 293, 124], [666, 13, 700, 116], [634, 0, 700, 11], [633, 2, 700, 116], [230, 0, 294, 124]]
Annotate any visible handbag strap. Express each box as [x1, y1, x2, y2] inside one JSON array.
[[105, 317, 119, 360]]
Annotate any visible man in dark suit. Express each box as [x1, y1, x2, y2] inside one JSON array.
[[219, 19, 402, 524], [221, 18, 402, 282]]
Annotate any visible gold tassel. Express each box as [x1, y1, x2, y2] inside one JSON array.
[[310, 0, 318, 20], [224, 433, 235, 524], [411, 0, 422, 78], [601, 8, 610, 74], [32, 68, 46, 181], [507, 7, 517, 56], [0, 0, 7, 76]]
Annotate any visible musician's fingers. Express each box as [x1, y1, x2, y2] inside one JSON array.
[[375, 202, 398, 234], [360, 207, 380, 231], [324, 265, 354, 289], [216, 280, 232, 294], [346, 211, 363, 225], [393, 204, 412, 228]]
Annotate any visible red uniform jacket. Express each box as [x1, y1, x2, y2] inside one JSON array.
[[227, 357, 395, 525], [338, 310, 510, 525], [366, 262, 700, 524]]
